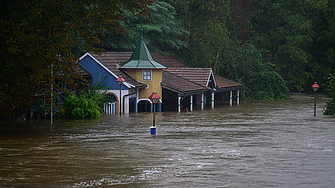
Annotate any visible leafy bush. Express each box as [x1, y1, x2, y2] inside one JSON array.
[[62, 91, 101, 119], [236, 44, 289, 100], [245, 71, 289, 100], [62, 74, 114, 119], [323, 73, 335, 115]]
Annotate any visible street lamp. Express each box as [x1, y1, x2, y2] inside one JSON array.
[[311, 82, 319, 117], [116, 76, 125, 116], [149, 91, 160, 135]]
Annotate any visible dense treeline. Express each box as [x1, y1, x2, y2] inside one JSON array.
[[174, 0, 289, 100], [97, 0, 335, 98], [174, 0, 333, 96], [1, 0, 335, 118], [101, 0, 334, 112]]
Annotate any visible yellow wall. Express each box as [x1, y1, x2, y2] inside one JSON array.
[[124, 69, 163, 100]]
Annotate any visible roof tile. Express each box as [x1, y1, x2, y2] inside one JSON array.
[[165, 67, 212, 87], [89, 52, 243, 92], [162, 71, 207, 94]]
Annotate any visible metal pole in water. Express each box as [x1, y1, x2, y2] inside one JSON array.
[[153, 103, 156, 127], [314, 91, 317, 117], [119, 84, 121, 116], [151, 103, 156, 135], [311, 82, 319, 117], [149, 91, 159, 135]]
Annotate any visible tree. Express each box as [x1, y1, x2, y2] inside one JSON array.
[[0, 0, 154, 119], [250, 0, 332, 92], [175, 0, 232, 72], [102, 0, 189, 54], [323, 73, 335, 115], [174, 0, 288, 100]]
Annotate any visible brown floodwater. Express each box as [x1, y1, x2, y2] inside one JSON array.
[[0, 95, 334, 188]]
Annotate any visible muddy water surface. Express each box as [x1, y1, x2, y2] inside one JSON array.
[[1, 96, 334, 187]]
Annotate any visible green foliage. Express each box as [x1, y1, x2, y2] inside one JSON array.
[[0, 0, 154, 119], [175, 0, 335, 99], [251, 0, 334, 91], [175, 0, 231, 70], [237, 44, 289, 100], [62, 90, 101, 119], [175, 0, 289, 100], [323, 73, 335, 115], [245, 71, 289, 100], [102, 0, 188, 54], [61, 75, 114, 119]]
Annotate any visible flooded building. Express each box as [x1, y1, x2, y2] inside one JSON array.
[[79, 36, 243, 114]]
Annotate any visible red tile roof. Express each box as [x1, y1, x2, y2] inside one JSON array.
[[93, 52, 132, 64], [90, 52, 189, 67], [164, 67, 212, 88], [162, 71, 207, 94], [151, 53, 190, 67], [87, 52, 243, 92]]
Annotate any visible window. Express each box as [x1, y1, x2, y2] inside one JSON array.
[[142, 70, 152, 81]]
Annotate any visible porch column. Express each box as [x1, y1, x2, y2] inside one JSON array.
[[230, 90, 233, 106], [190, 95, 193, 111], [134, 89, 139, 113], [211, 90, 215, 108], [201, 93, 204, 109], [222, 92, 224, 104], [237, 90, 240, 105], [178, 93, 181, 112], [157, 102, 161, 112], [124, 96, 129, 114], [134, 97, 138, 113]]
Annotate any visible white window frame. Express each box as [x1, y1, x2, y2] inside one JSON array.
[[142, 70, 152, 81]]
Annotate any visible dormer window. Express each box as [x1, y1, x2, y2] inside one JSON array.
[[142, 70, 152, 81]]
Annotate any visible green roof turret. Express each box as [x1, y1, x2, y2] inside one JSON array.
[[121, 34, 166, 69]]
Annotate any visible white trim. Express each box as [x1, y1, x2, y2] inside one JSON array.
[[79, 53, 135, 89], [137, 98, 162, 104], [138, 98, 152, 103], [206, 69, 217, 88], [212, 71, 217, 87]]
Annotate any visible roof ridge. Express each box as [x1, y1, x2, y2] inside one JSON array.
[[167, 67, 212, 70]]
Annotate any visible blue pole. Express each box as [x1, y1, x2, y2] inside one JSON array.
[[119, 85, 121, 116], [151, 103, 156, 135]]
